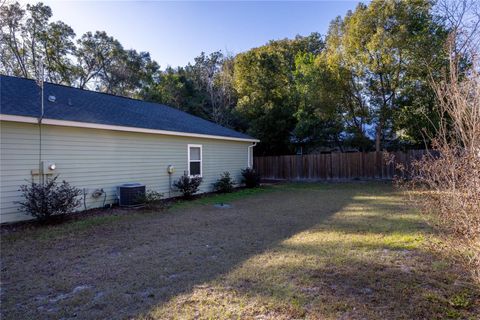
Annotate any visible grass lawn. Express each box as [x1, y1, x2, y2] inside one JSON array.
[[1, 182, 478, 319]]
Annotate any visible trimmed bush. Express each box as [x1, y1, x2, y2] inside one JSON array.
[[174, 173, 203, 198], [136, 189, 164, 210], [213, 172, 235, 193], [17, 176, 82, 221], [241, 168, 260, 188]]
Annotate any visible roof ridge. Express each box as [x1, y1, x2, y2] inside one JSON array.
[[1, 74, 159, 105], [1, 75, 241, 130], [0, 74, 257, 141], [0, 74, 228, 128]]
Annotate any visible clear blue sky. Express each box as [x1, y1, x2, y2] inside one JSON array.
[[21, 1, 362, 68]]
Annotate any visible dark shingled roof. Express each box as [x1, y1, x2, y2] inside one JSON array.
[[0, 75, 257, 141]]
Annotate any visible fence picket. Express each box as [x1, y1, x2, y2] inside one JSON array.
[[253, 151, 425, 180]]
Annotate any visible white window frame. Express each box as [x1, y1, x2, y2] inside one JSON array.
[[187, 144, 203, 177]]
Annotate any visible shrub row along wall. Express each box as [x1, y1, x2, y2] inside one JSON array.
[[253, 150, 426, 180]]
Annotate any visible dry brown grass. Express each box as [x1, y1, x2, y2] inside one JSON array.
[[392, 30, 480, 283], [1, 183, 479, 320]]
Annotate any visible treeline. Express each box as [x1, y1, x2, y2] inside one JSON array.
[[1, 1, 453, 155]]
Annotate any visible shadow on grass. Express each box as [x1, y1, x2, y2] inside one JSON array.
[[0, 183, 356, 319], [1, 182, 478, 319], [139, 184, 479, 319], [225, 256, 479, 319], [198, 193, 479, 319]]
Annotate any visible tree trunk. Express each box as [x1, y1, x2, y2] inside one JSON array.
[[375, 119, 383, 152]]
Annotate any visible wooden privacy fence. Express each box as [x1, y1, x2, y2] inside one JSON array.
[[253, 150, 426, 180]]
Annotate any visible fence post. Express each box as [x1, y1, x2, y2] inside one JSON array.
[[254, 150, 421, 181]]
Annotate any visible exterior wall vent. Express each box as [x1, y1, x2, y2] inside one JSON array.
[[117, 183, 145, 207]]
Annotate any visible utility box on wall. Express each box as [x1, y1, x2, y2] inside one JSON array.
[[31, 160, 57, 176], [42, 161, 57, 174]]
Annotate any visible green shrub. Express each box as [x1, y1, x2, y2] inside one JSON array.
[[241, 168, 260, 188], [136, 189, 164, 209], [174, 173, 203, 198], [17, 176, 82, 221], [213, 172, 235, 193]]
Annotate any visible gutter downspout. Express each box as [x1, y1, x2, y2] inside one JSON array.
[[248, 142, 257, 168], [37, 62, 45, 185]]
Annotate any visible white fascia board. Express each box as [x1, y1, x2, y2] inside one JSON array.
[[0, 114, 260, 143]]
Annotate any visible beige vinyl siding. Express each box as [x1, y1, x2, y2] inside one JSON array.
[[0, 121, 251, 223]]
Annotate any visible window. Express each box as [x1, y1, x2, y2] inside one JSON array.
[[188, 144, 202, 177]]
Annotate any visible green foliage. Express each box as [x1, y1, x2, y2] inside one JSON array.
[[241, 168, 261, 188], [75, 31, 160, 96], [1, 1, 454, 153], [1, 3, 160, 96], [1, 2, 77, 84], [17, 176, 82, 221], [136, 189, 164, 210], [323, 0, 448, 150], [173, 174, 203, 199], [213, 172, 235, 193], [170, 185, 274, 211], [139, 52, 237, 127], [448, 292, 473, 309], [293, 52, 349, 151], [233, 34, 324, 155]]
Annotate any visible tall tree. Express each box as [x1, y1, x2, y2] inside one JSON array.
[[1, 1, 77, 84], [324, 0, 448, 151], [213, 54, 237, 127], [0, 0, 455, 155], [75, 31, 160, 96], [75, 31, 123, 90], [1, 2, 160, 95], [293, 53, 355, 152], [139, 51, 237, 126], [1, 1, 29, 76], [187, 51, 237, 126], [234, 44, 296, 155], [234, 33, 324, 155]]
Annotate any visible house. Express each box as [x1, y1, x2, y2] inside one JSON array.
[[0, 75, 258, 223]]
